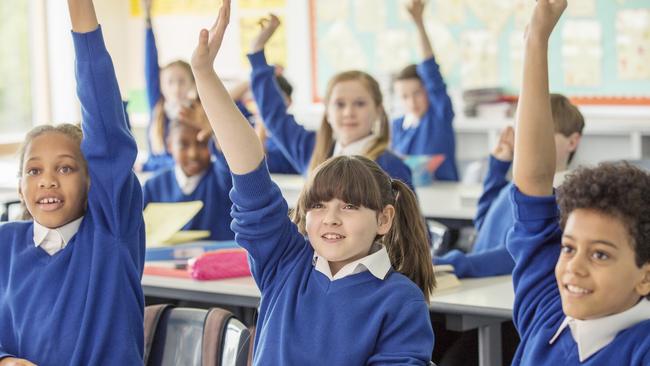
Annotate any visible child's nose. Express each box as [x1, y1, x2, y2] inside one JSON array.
[[323, 209, 341, 225], [565, 254, 588, 276], [39, 172, 59, 188]]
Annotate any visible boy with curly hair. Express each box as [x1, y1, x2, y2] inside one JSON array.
[[507, 0, 650, 364]]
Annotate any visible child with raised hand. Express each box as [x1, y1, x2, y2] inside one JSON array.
[[142, 116, 235, 241], [508, 0, 650, 364], [392, 0, 458, 182], [191, 1, 435, 364], [247, 15, 415, 188], [0, 1, 145, 365], [437, 96, 583, 279], [141, 0, 198, 172]]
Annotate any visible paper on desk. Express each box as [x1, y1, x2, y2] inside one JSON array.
[[165, 230, 211, 245], [144, 201, 205, 247]]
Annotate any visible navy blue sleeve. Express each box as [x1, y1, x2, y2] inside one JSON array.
[[144, 27, 161, 113], [474, 156, 512, 231], [248, 50, 316, 173], [73, 27, 143, 239], [435, 247, 514, 278], [229, 160, 310, 292], [506, 185, 562, 337]]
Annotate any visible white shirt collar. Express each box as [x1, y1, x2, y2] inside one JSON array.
[[33, 216, 84, 256], [333, 134, 377, 157], [313, 242, 392, 281], [401, 113, 421, 130], [174, 165, 207, 195], [549, 298, 650, 362]]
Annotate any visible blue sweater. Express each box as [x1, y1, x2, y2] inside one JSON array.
[[391, 57, 458, 182], [143, 154, 235, 241], [0, 28, 145, 365], [236, 100, 299, 174], [230, 161, 433, 365], [507, 185, 650, 365], [435, 156, 514, 277], [248, 50, 414, 189], [142, 26, 174, 172]]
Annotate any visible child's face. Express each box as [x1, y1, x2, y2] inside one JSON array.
[[555, 208, 650, 320], [394, 79, 429, 118], [305, 198, 393, 275], [326, 80, 379, 146], [19, 132, 89, 229], [160, 65, 195, 106], [554, 132, 580, 169], [167, 124, 211, 177]]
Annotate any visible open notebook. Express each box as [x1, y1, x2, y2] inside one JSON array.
[[433, 264, 461, 291], [143, 201, 210, 247]]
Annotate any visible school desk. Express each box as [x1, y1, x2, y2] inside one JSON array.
[[142, 270, 513, 366]]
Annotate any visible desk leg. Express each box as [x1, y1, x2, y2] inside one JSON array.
[[478, 323, 502, 366]]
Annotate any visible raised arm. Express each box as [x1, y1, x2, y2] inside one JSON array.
[[512, 0, 566, 196], [474, 127, 514, 229], [69, 0, 142, 237], [143, 0, 161, 112], [191, 0, 263, 174], [407, 0, 433, 60], [68, 0, 98, 32], [248, 15, 315, 172]]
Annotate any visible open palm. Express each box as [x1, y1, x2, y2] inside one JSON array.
[[191, 0, 231, 72]]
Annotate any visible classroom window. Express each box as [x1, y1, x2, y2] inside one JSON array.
[[0, 1, 32, 135]]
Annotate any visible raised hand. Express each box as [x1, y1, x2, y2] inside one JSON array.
[[492, 126, 515, 162], [178, 102, 213, 142], [406, 0, 426, 26], [250, 14, 280, 53], [528, 0, 567, 41], [191, 0, 231, 74], [143, 0, 153, 19]]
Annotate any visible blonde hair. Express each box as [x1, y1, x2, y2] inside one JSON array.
[[149, 60, 195, 154], [307, 71, 390, 173], [17, 123, 86, 220], [293, 155, 435, 302]]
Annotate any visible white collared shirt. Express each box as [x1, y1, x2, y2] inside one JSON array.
[[401, 113, 421, 130], [313, 242, 392, 281], [33, 216, 84, 256], [549, 299, 650, 362], [174, 165, 206, 195], [333, 134, 377, 157]]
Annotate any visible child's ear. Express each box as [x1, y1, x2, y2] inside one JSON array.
[[17, 182, 23, 202], [636, 262, 650, 297], [377, 205, 395, 236]]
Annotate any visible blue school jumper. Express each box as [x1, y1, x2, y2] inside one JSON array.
[[391, 57, 458, 182], [0, 27, 145, 365], [142, 26, 174, 172], [230, 160, 433, 365], [248, 50, 414, 189], [143, 153, 235, 241], [435, 156, 514, 277], [236, 100, 299, 174], [507, 185, 650, 365]]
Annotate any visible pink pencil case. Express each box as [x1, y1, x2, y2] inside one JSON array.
[[188, 248, 251, 280]]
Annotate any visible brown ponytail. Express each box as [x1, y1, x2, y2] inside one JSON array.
[[384, 179, 435, 302]]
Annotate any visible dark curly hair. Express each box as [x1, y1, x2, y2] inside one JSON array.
[[557, 162, 650, 270]]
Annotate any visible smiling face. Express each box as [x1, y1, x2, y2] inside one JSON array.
[[394, 78, 429, 118], [325, 80, 380, 147], [167, 123, 211, 177], [305, 198, 393, 275], [19, 132, 89, 229], [555, 209, 650, 320], [160, 63, 195, 107]]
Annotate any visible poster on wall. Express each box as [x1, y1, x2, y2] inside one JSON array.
[[616, 9, 650, 80], [130, 0, 221, 16]]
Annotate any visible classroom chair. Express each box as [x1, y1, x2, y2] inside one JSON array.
[[144, 304, 251, 366]]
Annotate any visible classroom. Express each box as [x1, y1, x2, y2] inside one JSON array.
[[1, 1, 650, 365]]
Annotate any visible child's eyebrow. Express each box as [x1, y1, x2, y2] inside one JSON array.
[[563, 234, 619, 249], [26, 154, 78, 162]]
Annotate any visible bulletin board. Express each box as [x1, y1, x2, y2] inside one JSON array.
[[309, 0, 650, 104]]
